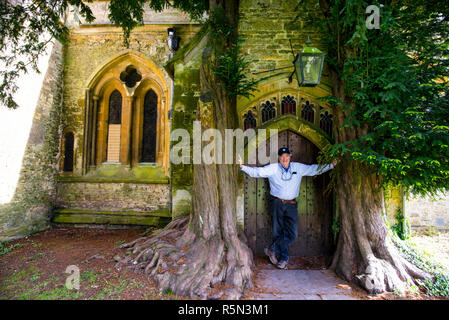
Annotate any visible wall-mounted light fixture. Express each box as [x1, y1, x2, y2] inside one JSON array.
[[253, 36, 325, 88], [290, 36, 325, 87], [166, 27, 180, 57]]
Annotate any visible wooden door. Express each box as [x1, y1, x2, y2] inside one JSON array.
[[244, 130, 334, 256]]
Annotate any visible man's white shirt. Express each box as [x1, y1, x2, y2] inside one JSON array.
[[240, 162, 334, 201]]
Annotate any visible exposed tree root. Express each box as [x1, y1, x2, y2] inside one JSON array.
[[331, 161, 430, 294], [115, 216, 254, 299], [351, 241, 430, 294]]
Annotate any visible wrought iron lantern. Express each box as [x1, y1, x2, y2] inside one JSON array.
[[292, 36, 325, 87], [166, 27, 180, 55]]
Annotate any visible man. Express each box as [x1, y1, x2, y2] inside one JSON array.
[[238, 147, 337, 269]]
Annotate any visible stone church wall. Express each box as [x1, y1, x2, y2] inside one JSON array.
[[0, 42, 64, 240], [406, 191, 449, 230], [56, 5, 200, 215]]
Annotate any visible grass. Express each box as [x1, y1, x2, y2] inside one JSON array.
[[0, 266, 78, 300], [31, 242, 42, 248], [81, 270, 100, 283], [1, 265, 100, 300], [95, 279, 128, 299], [0, 240, 23, 256], [32, 287, 84, 300], [0, 265, 132, 300], [0, 228, 184, 300]]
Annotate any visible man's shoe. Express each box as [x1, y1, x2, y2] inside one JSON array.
[[276, 260, 288, 270], [264, 247, 278, 265]]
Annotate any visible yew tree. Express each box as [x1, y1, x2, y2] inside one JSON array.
[[307, 0, 449, 293], [2, 0, 448, 298], [114, 0, 256, 300]]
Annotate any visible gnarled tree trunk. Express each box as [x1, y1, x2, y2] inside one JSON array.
[[329, 76, 429, 294], [117, 0, 253, 300], [330, 160, 429, 293]]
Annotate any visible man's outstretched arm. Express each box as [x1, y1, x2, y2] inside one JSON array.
[[298, 159, 338, 176], [238, 154, 276, 178], [240, 163, 277, 178]]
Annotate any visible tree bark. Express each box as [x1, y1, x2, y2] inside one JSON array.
[[315, 0, 430, 295], [117, 0, 430, 299], [117, 0, 253, 299], [329, 76, 429, 294], [330, 159, 429, 293]]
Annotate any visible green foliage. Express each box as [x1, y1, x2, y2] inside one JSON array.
[[0, 0, 95, 109], [108, 0, 208, 48], [391, 208, 411, 240], [208, 8, 264, 99], [163, 289, 174, 295], [392, 234, 449, 297], [212, 41, 261, 99], [0, 0, 208, 108], [331, 217, 340, 235], [296, 0, 449, 197], [108, 0, 146, 47], [146, 0, 208, 22]]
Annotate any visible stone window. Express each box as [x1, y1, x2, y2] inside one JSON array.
[[83, 52, 171, 175], [243, 110, 257, 130], [120, 65, 142, 88], [320, 110, 333, 136], [63, 131, 74, 172], [281, 95, 296, 115], [301, 100, 315, 123], [106, 89, 122, 162], [141, 89, 158, 162], [261, 101, 276, 123]]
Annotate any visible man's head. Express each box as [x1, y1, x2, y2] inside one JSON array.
[[278, 147, 291, 169]]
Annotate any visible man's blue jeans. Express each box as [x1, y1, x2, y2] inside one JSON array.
[[269, 197, 298, 262]]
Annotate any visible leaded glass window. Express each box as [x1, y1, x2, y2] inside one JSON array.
[[320, 111, 333, 136], [281, 95, 296, 115], [301, 100, 314, 123], [141, 90, 158, 162], [261, 101, 276, 123], [243, 110, 257, 130]]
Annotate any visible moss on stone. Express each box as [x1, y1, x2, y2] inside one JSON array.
[[54, 207, 171, 217], [60, 163, 170, 183], [52, 210, 171, 226]]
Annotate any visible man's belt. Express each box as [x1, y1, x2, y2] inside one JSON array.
[[271, 196, 296, 204]]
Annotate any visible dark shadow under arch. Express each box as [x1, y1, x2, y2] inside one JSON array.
[[63, 131, 74, 172]]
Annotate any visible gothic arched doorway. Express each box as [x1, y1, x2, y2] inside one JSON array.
[[244, 129, 334, 257]]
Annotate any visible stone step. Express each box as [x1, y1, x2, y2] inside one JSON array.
[[248, 269, 359, 300], [51, 208, 171, 227]]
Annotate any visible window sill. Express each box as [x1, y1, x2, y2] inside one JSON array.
[[57, 176, 169, 184]]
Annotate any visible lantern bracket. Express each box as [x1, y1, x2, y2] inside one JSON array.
[[252, 36, 324, 88]]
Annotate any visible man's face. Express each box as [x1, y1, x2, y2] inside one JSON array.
[[279, 153, 291, 168]]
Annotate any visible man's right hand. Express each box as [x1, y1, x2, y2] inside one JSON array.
[[238, 154, 243, 168]]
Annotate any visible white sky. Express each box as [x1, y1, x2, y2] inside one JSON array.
[[0, 43, 53, 204]]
